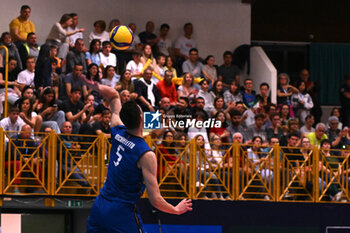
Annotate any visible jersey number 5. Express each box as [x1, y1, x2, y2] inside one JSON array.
[[113, 145, 124, 167]]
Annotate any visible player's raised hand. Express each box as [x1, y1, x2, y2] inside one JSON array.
[[175, 199, 192, 215]]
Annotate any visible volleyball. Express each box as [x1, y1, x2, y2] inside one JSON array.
[[109, 25, 134, 50]]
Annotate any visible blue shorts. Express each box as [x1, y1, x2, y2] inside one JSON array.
[[86, 195, 144, 233]]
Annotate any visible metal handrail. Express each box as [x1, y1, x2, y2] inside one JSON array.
[[0, 46, 9, 117]]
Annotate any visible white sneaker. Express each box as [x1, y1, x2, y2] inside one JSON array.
[[333, 191, 343, 202]]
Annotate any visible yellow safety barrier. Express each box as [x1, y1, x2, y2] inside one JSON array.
[[1, 130, 350, 204], [0, 46, 9, 117]]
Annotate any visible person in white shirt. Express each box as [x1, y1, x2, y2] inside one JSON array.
[[126, 50, 143, 80], [67, 13, 84, 48], [99, 41, 117, 68], [0, 106, 25, 138], [175, 23, 196, 62], [17, 56, 35, 91], [157, 24, 172, 57], [89, 20, 109, 44]]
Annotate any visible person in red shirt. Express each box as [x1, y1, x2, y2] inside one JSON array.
[[156, 70, 177, 106]]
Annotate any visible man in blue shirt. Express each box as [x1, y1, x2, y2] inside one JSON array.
[[84, 77, 192, 233]]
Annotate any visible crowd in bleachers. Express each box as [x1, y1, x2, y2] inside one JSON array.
[[2, 5, 350, 199]]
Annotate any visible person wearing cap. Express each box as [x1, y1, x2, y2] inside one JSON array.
[[326, 116, 347, 149]]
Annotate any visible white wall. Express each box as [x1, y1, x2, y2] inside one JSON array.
[[250, 46, 277, 103], [0, 0, 250, 64]]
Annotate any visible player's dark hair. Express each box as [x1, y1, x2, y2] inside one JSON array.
[[120, 101, 141, 130]]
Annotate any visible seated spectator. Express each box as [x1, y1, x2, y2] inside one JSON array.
[[211, 96, 228, 118], [140, 44, 160, 80], [64, 64, 88, 99], [99, 41, 117, 68], [86, 39, 101, 66], [89, 20, 109, 44], [182, 48, 206, 78], [330, 107, 343, 130], [197, 79, 214, 114], [300, 114, 315, 137], [86, 63, 102, 104], [0, 57, 21, 109], [66, 39, 87, 74], [157, 130, 179, 176], [9, 5, 35, 48], [188, 113, 211, 150], [245, 113, 267, 143], [157, 24, 173, 57], [35, 87, 64, 133], [167, 97, 192, 133], [255, 82, 271, 108], [127, 23, 142, 52], [0, 106, 25, 137], [134, 68, 161, 112], [177, 72, 198, 105], [94, 97, 111, 121], [291, 80, 314, 125], [18, 32, 40, 66], [209, 111, 230, 144], [46, 14, 84, 59], [115, 69, 137, 100], [277, 73, 298, 112], [126, 50, 143, 80], [227, 109, 246, 142], [18, 97, 42, 133], [156, 70, 177, 105], [120, 90, 131, 104], [156, 55, 166, 77], [62, 87, 90, 133], [307, 123, 328, 148], [266, 112, 283, 142], [159, 97, 172, 112], [164, 56, 177, 78], [241, 79, 256, 109], [101, 65, 119, 89], [280, 104, 292, 127], [0, 32, 22, 69], [223, 80, 243, 106], [17, 56, 35, 91], [218, 51, 240, 89], [210, 80, 224, 99], [326, 116, 347, 148], [280, 118, 301, 146], [203, 55, 218, 84], [190, 97, 209, 120], [82, 94, 97, 125], [139, 21, 157, 49], [92, 109, 111, 137]]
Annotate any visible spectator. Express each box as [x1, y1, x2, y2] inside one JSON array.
[[0, 106, 25, 138], [190, 97, 209, 120], [266, 112, 283, 142], [107, 19, 120, 33], [46, 14, 85, 59], [329, 107, 343, 130], [92, 109, 111, 138], [18, 97, 42, 133], [115, 69, 137, 99], [127, 23, 142, 52], [35, 87, 63, 133], [0, 32, 23, 69], [280, 104, 291, 127], [126, 50, 143, 80], [197, 79, 215, 115], [66, 39, 87, 74], [134, 68, 161, 111], [203, 55, 218, 84], [211, 96, 228, 118], [210, 80, 224, 99], [227, 110, 246, 142], [177, 72, 198, 104], [167, 97, 192, 133], [64, 64, 88, 99], [291, 80, 314, 125], [277, 73, 298, 111], [89, 20, 109, 44], [218, 51, 240, 89], [101, 65, 119, 89], [9, 5, 35, 48], [159, 97, 171, 112], [174, 23, 197, 72], [18, 32, 40, 65], [245, 113, 267, 143], [326, 116, 347, 148], [241, 78, 256, 109], [157, 24, 173, 57], [120, 90, 131, 104], [255, 82, 271, 108], [339, 74, 350, 127], [140, 44, 160, 78], [62, 87, 90, 133], [156, 70, 177, 105], [300, 114, 315, 137], [223, 80, 243, 105], [0, 57, 21, 109], [67, 13, 84, 48], [99, 41, 117, 68], [156, 55, 166, 77], [164, 56, 177, 78], [182, 48, 206, 78], [86, 63, 102, 104], [17, 56, 35, 91], [307, 123, 328, 148], [86, 39, 101, 66], [139, 21, 157, 48], [209, 111, 230, 144]]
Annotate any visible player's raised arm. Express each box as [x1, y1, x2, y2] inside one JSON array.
[[138, 151, 192, 215], [80, 75, 123, 127]]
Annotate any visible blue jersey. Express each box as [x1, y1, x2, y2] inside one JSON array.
[[99, 125, 151, 203]]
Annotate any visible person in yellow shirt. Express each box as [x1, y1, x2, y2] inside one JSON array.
[[307, 123, 328, 148], [9, 5, 35, 48]]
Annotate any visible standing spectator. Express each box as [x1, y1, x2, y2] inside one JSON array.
[[340, 74, 350, 127], [17, 56, 35, 91], [223, 80, 243, 105], [174, 23, 197, 72], [0, 32, 22, 69], [9, 5, 35, 48], [203, 55, 218, 84], [156, 70, 177, 105], [218, 51, 240, 89], [291, 80, 314, 125], [99, 41, 117, 68], [134, 68, 161, 111], [86, 39, 101, 66], [157, 24, 173, 57], [89, 20, 109, 44], [67, 13, 84, 48], [182, 48, 206, 77], [0, 107, 25, 138], [46, 14, 85, 59], [241, 79, 256, 109], [277, 73, 298, 112], [66, 39, 87, 74], [18, 32, 40, 66]]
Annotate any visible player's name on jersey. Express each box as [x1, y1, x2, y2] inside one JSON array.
[[115, 134, 136, 149]]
